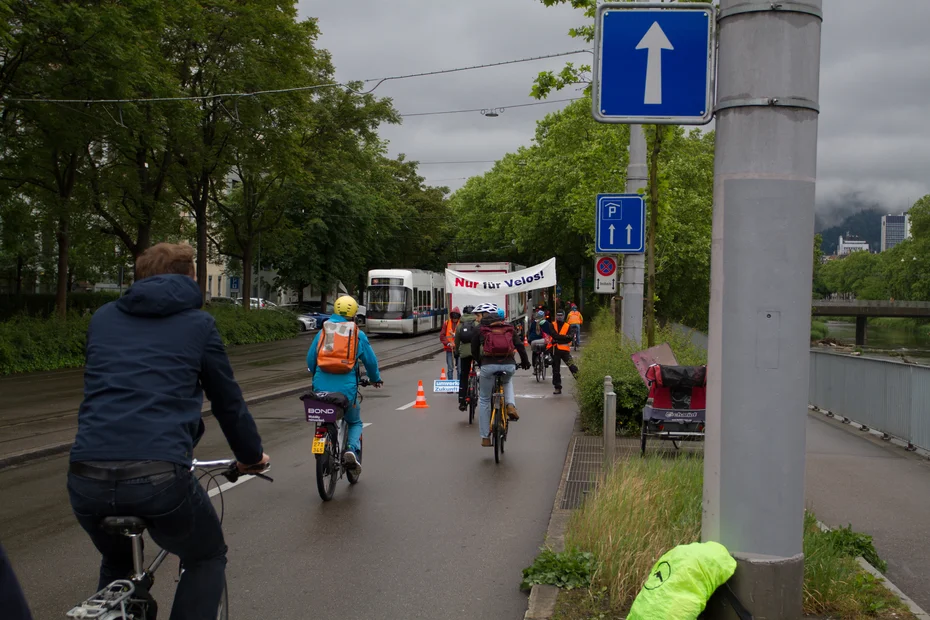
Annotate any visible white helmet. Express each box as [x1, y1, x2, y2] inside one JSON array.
[[473, 302, 499, 315]]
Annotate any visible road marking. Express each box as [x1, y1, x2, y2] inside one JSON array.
[[363, 422, 372, 428], [397, 401, 416, 410]]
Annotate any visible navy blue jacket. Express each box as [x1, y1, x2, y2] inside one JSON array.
[[71, 275, 263, 467]]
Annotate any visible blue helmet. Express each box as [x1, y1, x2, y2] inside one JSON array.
[[497, 307, 506, 319], [536, 310, 545, 319]]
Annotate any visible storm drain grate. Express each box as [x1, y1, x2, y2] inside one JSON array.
[[560, 437, 604, 510]]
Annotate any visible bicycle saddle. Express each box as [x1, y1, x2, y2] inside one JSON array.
[[101, 516, 149, 535]]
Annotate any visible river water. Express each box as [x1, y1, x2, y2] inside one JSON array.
[[822, 320, 930, 366]]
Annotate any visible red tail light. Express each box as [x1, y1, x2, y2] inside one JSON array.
[[314, 428, 326, 439], [658, 423, 665, 432]]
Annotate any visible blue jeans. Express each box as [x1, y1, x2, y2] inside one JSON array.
[[344, 402, 363, 454], [478, 363, 516, 439], [68, 465, 226, 620], [445, 350, 460, 380], [0, 544, 32, 620]]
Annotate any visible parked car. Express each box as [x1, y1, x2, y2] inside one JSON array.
[[250, 297, 277, 310], [206, 295, 238, 306], [296, 314, 316, 332]]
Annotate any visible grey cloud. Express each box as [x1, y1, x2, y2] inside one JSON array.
[[299, 0, 930, 216]]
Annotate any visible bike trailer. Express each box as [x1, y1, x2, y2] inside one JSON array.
[[640, 363, 708, 455], [300, 391, 351, 423]]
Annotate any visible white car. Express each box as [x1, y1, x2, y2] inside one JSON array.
[[296, 315, 317, 332], [250, 297, 277, 310]]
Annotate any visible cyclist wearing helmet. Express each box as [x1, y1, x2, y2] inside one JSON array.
[[453, 305, 479, 411], [306, 295, 382, 475], [469, 303, 530, 447], [526, 310, 549, 368], [567, 304, 583, 347]]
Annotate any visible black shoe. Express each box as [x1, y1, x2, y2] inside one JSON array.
[[553, 388, 562, 395], [458, 401, 467, 412]]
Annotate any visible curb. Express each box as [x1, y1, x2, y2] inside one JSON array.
[[0, 346, 442, 471], [816, 520, 930, 619], [524, 415, 585, 620]]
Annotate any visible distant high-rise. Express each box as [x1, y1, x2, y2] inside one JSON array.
[[881, 214, 911, 251]]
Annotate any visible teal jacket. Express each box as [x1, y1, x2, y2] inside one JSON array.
[[306, 315, 381, 404]]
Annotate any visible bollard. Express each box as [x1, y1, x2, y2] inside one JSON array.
[[603, 376, 617, 469]]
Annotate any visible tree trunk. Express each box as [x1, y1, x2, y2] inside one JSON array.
[[195, 180, 209, 297], [55, 216, 69, 319], [296, 283, 305, 304], [646, 126, 663, 347], [15, 255, 23, 294], [241, 246, 252, 311]]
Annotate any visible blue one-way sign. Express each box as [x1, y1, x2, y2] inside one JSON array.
[[596, 194, 645, 254], [593, 3, 715, 125]]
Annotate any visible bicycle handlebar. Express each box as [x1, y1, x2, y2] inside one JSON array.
[[192, 458, 273, 483]]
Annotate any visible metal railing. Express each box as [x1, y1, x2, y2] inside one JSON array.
[[809, 351, 930, 451]]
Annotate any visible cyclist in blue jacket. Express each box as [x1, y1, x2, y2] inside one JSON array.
[[306, 296, 383, 475]]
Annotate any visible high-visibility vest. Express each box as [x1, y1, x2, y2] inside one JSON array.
[[567, 311, 583, 325], [549, 321, 571, 352], [443, 319, 458, 347]]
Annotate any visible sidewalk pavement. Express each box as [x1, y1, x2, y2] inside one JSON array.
[[0, 333, 442, 469]]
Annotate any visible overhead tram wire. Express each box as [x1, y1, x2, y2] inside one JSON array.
[[399, 97, 582, 118], [4, 50, 591, 105]]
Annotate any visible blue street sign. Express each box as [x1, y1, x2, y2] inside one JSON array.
[[230, 276, 240, 291], [596, 194, 645, 254], [593, 3, 715, 125], [556, 285, 562, 295]]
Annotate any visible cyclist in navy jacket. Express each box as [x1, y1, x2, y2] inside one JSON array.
[[68, 243, 268, 620]]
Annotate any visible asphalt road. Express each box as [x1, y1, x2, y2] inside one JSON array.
[[0, 331, 442, 463], [2, 353, 577, 620], [805, 412, 930, 611]]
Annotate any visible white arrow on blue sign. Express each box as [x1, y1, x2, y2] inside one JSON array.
[[595, 194, 645, 254], [592, 2, 716, 125]]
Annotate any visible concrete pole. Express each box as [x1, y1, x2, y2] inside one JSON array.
[[603, 376, 616, 469], [621, 123, 647, 346], [703, 2, 823, 618]]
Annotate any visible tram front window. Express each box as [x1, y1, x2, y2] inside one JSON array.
[[367, 286, 412, 320]]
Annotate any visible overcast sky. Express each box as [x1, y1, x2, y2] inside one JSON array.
[[298, 1, 930, 221]]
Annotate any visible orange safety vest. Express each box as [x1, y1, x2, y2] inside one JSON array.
[[549, 321, 571, 352], [567, 311, 583, 325], [443, 319, 458, 348]]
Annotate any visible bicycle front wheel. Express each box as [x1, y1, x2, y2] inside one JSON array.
[[493, 411, 502, 464], [216, 576, 228, 620]]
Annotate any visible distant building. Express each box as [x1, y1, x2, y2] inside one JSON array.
[[881, 214, 911, 252], [837, 235, 870, 256]]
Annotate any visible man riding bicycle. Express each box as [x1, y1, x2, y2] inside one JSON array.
[[306, 295, 382, 475], [454, 305, 478, 411], [526, 310, 550, 369], [469, 303, 530, 447], [68, 243, 269, 620], [567, 304, 583, 348]]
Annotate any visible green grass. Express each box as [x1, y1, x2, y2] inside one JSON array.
[[548, 456, 911, 619], [811, 319, 829, 341]]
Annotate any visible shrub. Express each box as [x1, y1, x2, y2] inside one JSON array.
[[576, 313, 707, 434], [810, 320, 829, 341], [0, 292, 120, 320], [0, 306, 299, 375]]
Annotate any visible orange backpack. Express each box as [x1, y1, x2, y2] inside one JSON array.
[[316, 320, 360, 374]]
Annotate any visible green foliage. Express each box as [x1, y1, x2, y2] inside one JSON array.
[[810, 320, 828, 341], [205, 306, 297, 346], [0, 291, 119, 320], [521, 548, 594, 591], [0, 304, 297, 375], [0, 313, 91, 375], [575, 313, 707, 434], [820, 523, 887, 573]]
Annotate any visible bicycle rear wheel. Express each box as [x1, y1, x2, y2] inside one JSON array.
[[315, 427, 339, 501]]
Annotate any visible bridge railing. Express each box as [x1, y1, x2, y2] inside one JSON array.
[[809, 351, 930, 451]]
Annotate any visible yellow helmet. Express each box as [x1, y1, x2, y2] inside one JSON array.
[[333, 295, 359, 318]]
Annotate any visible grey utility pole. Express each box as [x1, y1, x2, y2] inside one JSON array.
[[621, 123, 647, 345], [703, 1, 823, 618]]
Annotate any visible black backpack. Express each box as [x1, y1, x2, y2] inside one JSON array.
[[458, 319, 477, 353]]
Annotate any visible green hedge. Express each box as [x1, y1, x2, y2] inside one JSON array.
[[0, 305, 299, 375], [0, 292, 121, 320], [575, 312, 707, 434]]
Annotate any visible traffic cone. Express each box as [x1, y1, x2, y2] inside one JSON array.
[[440, 367, 447, 380], [414, 380, 429, 409]]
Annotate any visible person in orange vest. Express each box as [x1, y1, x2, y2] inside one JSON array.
[[440, 307, 462, 380], [567, 304, 583, 348], [542, 310, 578, 395]]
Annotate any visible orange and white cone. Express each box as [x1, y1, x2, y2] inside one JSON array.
[[440, 367, 447, 380], [413, 380, 429, 409]]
